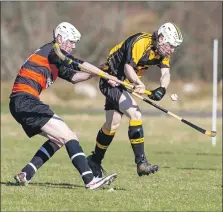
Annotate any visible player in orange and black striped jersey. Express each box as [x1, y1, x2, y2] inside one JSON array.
[[87, 22, 183, 178], [10, 22, 117, 189], [10, 42, 84, 99]]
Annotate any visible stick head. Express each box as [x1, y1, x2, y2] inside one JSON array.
[[205, 131, 217, 137]]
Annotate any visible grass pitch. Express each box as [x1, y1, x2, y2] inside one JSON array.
[[1, 111, 222, 211]]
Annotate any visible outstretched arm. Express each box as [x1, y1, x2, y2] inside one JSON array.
[[71, 71, 94, 84], [80, 62, 104, 76], [160, 68, 171, 88], [124, 64, 145, 94], [50, 46, 120, 86], [124, 64, 142, 84], [148, 68, 170, 101], [49, 48, 96, 83], [80, 62, 119, 87]]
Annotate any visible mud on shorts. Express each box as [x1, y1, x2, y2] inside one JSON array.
[[9, 93, 54, 138], [99, 78, 125, 115]]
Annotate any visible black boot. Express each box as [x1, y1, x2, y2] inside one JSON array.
[[87, 152, 107, 178], [136, 155, 159, 176]]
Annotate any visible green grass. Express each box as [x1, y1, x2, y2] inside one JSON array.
[[1, 113, 222, 211]]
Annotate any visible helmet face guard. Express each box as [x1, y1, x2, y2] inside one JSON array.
[[157, 42, 175, 57], [60, 40, 76, 54], [156, 22, 183, 57], [54, 22, 81, 54]]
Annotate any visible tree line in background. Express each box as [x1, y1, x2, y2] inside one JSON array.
[[1, 1, 222, 82]]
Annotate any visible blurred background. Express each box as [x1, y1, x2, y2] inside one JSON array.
[[1, 3, 222, 210], [1, 1, 222, 113]]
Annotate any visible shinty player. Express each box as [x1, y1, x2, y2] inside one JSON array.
[[9, 22, 117, 190], [87, 22, 183, 178]]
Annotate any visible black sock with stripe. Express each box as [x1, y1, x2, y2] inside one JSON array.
[[92, 125, 116, 164], [65, 139, 93, 185], [21, 140, 60, 181], [128, 120, 145, 164]]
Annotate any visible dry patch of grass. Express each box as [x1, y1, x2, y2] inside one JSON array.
[[1, 80, 222, 112], [2, 113, 221, 145]]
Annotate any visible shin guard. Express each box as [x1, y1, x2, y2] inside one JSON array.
[[92, 125, 116, 164], [128, 120, 145, 164]]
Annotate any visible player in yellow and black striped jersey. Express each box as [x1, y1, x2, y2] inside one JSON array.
[[101, 32, 171, 82], [87, 22, 183, 178]]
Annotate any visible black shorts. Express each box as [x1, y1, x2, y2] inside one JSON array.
[[99, 78, 124, 114], [9, 93, 54, 138]]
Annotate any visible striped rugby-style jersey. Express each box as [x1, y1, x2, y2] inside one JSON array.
[[10, 41, 83, 99], [100, 32, 171, 82]]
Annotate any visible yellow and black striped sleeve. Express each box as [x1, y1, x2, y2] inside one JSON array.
[[160, 56, 170, 68], [126, 34, 152, 68]]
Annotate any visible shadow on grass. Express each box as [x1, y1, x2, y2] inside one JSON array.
[[177, 167, 221, 171], [2, 181, 81, 189], [154, 151, 222, 157], [127, 164, 221, 171], [162, 166, 221, 171], [1, 181, 127, 191]]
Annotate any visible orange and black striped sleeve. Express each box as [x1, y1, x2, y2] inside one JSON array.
[[48, 49, 85, 82]]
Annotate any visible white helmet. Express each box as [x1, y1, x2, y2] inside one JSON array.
[[54, 22, 81, 43], [157, 22, 183, 47]]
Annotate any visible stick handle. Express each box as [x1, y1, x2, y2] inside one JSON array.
[[53, 43, 216, 138], [78, 63, 135, 89], [127, 89, 217, 137], [53, 43, 152, 95]]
